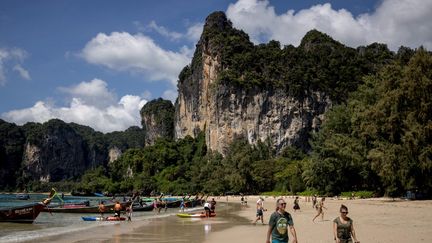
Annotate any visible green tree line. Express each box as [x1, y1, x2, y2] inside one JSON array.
[[74, 49, 431, 198]]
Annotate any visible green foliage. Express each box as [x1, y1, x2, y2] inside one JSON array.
[[0, 120, 25, 189], [274, 158, 306, 194], [188, 18, 396, 103], [341, 191, 374, 198], [75, 166, 114, 193], [25, 180, 77, 193], [1, 15, 430, 199], [304, 49, 432, 197], [105, 126, 145, 150], [140, 98, 175, 140], [261, 191, 289, 197]]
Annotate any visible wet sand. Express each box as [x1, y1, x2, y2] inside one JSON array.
[[30, 197, 432, 243], [31, 199, 249, 243]]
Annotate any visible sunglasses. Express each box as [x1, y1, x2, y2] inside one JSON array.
[[280, 203, 287, 206], [341, 211, 348, 214]]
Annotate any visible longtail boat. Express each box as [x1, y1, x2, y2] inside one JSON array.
[[43, 201, 131, 213], [0, 202, 46, 223], [0, 189, 56, 223], [132, 203, 153, 211]]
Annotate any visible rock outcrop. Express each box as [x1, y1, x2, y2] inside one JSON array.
[[140, 98, 175, 146], [21, 119, 89, 182], [0, 120, 26, 189], [0, 119, 145, 187], [175, 12, 332, 154]]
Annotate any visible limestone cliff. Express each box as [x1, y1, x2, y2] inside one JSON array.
[[21, 119, 89, 182], [175, 12, 332, 154], [140, 98, 175, 145], [0, 120, 25, 189]]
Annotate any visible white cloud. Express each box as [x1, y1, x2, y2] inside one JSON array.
[[58, 78, 116, 109], [226, 0, 432, 50], [1, 79, 147, 133], [141, 90, 153, 100], [0, 47, 30, 85], [186, 22, 204, 43], [13, 64, 31, 80], [162, 89, 177, 103], [81, 32, 191, 86], [135, 20, 203, 44], [148, 20, 183, 40]]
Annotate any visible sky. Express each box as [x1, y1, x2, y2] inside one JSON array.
[[1, 0, 431, 133]]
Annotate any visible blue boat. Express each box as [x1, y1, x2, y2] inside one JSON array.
[[15, 194, 30, 200], [82, 216, 126, 221]]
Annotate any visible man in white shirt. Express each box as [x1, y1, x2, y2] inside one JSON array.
[[253, 197, 266, 224]]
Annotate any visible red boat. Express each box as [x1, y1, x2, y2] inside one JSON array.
[[0, 202, 47, 223]]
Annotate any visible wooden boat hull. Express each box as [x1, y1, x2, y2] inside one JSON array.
[[48, 200, 90, 208], [43, 202, 130, 213], [132, 204, 153, 211], [0, 203, 46, 223]]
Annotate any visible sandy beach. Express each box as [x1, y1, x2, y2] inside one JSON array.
[[204, 196, 432, 243], [27, 196, 432, 243]]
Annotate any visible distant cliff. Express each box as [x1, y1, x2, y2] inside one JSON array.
[[175, 11, 392, 154], [140, 98, 175, 146], [0, 120, 25, 189], [0, 119, 145, 188]]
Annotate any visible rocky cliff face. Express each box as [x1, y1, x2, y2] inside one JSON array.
[[0, 118, 146, 188], [0, 120, 25, 189], [140, 98, 175, 146], [175, 12, 332, 154], [22, 120, 88, 182]]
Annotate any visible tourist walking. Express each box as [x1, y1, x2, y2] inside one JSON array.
[[126, 205, 133, 221], [312, 197, 327, 222], [98, 201, 106, 218], [293, 196, 300, 212], [153, 198, 159, 214], [253, 197, 266, 224], [210, 198, 217, 213], [204, 201, 211, 217], [180, 199, 185, 212], [265, 198, 298, 243], [333, 204, 360, 243]]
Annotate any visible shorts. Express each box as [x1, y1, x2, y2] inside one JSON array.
[[256, 209, 263, 216], [272, 239, 288, 243]]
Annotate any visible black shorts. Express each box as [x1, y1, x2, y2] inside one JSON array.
[[256, 209, 263, 216]]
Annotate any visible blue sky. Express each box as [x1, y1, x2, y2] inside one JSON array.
[[1, 0, 431, 133]]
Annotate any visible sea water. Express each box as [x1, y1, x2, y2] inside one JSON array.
[[0, 194, 172, 242]]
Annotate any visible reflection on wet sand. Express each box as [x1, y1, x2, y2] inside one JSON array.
[[36, 201, 248, 243]]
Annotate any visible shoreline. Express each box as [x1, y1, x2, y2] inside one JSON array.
[[8, 195, 432, 242]]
